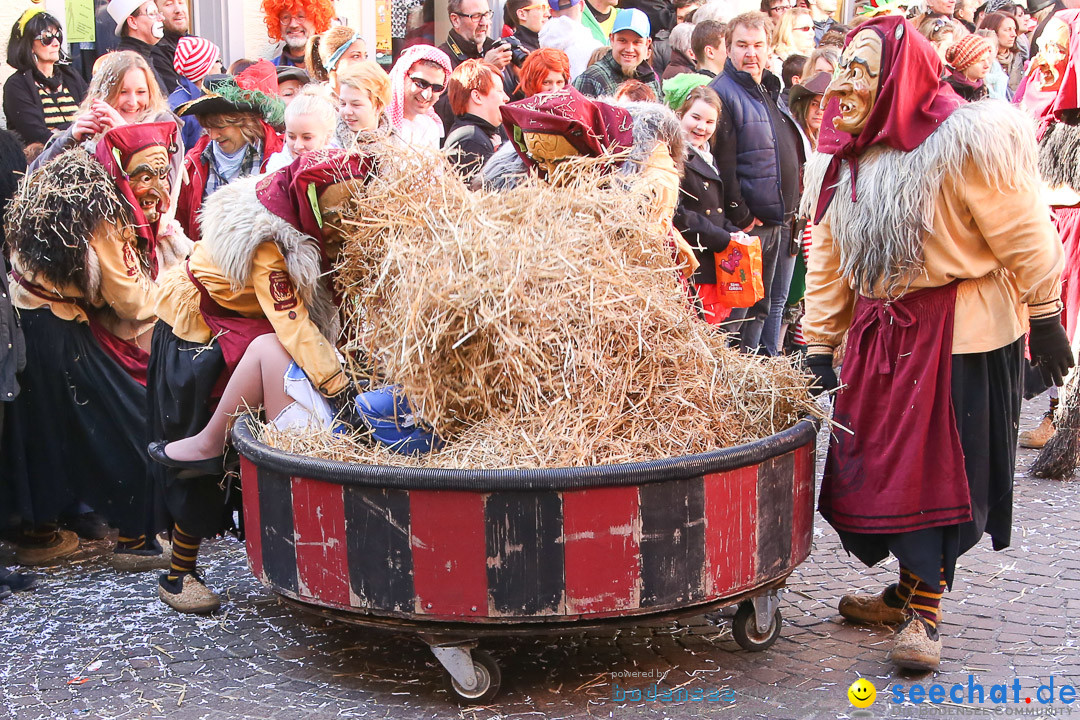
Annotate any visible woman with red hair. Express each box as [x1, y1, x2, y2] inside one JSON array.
[[260, 0, 335, 68], [516, 47, 570, 97]]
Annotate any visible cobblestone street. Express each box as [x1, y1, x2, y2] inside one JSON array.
[[2, 396, 1078, 720]]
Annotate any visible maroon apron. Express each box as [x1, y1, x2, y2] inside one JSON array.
[[11, 270, 150, 386], [819, 281, 973, 535], [186, 261, 274, 396]]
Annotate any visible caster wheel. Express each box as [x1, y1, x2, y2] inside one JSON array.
[[732, 602, 782, 652], [449, 649, 501, 704]]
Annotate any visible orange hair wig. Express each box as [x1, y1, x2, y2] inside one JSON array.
[[261, 0, 335, 42], [516, 48, 571, 97]]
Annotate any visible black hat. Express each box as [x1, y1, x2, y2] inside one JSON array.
[[788, 71, 831, 107], [1028, 0, 1056, 13], [276, 66, 311, 85]]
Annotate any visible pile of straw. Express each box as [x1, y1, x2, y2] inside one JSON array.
[[264, 145, 819, 469]]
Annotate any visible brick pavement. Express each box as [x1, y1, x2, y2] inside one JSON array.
[[1, 395, 1077, 720]]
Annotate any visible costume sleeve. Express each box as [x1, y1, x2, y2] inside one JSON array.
[[250, 242, 348, 397], [87, 223, 158, 322], [962, 164, 1064, 320], [638, 142, 681, 235], [801, 214, 856, 355]]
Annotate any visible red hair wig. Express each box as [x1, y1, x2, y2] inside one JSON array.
[[516, 48, 571, 97], [261, 0, 335, 42]]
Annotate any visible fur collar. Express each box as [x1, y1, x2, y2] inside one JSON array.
[[197, 175, 341, 342], [801, 100, 1039, 295], [1038, 121, 1080, 193]]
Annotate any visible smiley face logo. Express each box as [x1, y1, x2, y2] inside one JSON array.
[[848, 678, 876, 708]]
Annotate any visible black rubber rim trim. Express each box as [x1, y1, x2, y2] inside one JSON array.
[[231, 414, 818, 491]]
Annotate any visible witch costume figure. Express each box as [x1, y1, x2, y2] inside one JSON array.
[[1017, 9, 1080, 449], [3, 121, 191, 569], [802, 16, 1072, 671], [146, 149, 372, 614], [482, 86, 699, 278]]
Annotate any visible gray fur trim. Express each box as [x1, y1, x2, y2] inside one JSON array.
[[615, 99, 687, 176], [197, 175, 341, 342], [801, 100, 1039, 296], [481, 99, 687, 190], [482, 142, 529, 190], [1038, 122, 1080, 192]]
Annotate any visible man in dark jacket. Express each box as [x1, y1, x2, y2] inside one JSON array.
[[505, 0, 551, 52], [108, 0, 170, 93], [444, 59, 509, 185], [437, 0, 515, 132], [574, 9, 662, 97], [152, 0, 189, 95], [709, 11, 804, 355]]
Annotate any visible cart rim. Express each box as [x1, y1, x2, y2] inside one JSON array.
[[231, 414, 818, 492]]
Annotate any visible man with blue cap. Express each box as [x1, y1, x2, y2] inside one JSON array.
[[573, 8, 661, 97]]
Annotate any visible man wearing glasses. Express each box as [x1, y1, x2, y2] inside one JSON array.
[[506, 0, 552, 52], [108, 0, 170, 92], [807, 0, 841, 44], [439, 0, 514, 69], [437, 0, 517, 131], [762, 0, 793, 29], [260, 0, 335, 68]]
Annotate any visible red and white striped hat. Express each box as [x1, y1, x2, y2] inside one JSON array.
[[173, 36, 220, 83]]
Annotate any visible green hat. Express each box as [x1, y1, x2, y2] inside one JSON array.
[[177, 59, 285, 127], [662, 73, 711, 113]]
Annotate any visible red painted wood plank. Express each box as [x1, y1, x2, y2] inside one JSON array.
[[239, 456, 264, 583], [791, 443, 816, 564], [410, 490, 488, 618], [291, 477, 351, 607], [563, 486, 640, 615], [703, 465, 758, 598]]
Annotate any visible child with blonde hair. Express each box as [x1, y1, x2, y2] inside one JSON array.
[[265, 84, 338, 172]]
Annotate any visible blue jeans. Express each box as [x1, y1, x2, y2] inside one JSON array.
[[761, 224, 796, 356], [726, 223, 789, 354]]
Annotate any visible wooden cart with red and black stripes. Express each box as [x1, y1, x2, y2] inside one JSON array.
[[232, 416, 818, 703]]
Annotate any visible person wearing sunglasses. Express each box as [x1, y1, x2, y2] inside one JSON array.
[[388, 44, 454, 149], [3, 9, 88, 147]]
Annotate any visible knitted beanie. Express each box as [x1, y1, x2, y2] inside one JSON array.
[[173, 36, 221, 83], [946, 33, 991, 72]]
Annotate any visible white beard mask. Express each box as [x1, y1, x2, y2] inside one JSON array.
[[152, 21, 165, 38]]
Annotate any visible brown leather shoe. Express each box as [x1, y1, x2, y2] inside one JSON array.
[[889, 616, 941, 671], [15, 529, 79, 566], [1019, 413, 1055, 449], [838, 585, 911, 625], [158, 573, 220, 614]]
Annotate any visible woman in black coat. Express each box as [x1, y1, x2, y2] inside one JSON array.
[[672, 86, 745, 325], [3, 10, 87, 146]]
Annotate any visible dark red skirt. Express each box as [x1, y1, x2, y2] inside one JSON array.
[[820, 282, 972, 536]]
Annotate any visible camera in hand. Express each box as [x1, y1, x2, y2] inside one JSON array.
[[495, 36, 530, 67]]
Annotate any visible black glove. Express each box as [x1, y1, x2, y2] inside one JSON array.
[[805, 353, 838, 397], [327, 382, 366, 431], [1029, 314, 1074, 387]]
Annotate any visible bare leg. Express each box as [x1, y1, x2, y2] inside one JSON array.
[[163, 334, 294, 462]]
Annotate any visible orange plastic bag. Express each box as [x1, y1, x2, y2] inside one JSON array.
[[713, 233, 765, 309]]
